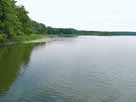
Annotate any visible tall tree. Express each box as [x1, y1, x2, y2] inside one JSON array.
[[0, 0, 22, 37], [0, 0, 47, 40], [16, 5, 32, 35]]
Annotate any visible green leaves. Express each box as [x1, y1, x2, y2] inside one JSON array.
[[0, 0, 21, 37], [0, 0, 47, 39], [16, 6, 32, 35], [0, 33, 7, 42], [31, 21, 47, 34]]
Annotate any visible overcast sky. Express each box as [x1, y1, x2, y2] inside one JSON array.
[[17, 0, 136, 31]]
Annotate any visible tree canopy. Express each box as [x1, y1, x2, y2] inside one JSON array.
[[0, 0, 47, 40]]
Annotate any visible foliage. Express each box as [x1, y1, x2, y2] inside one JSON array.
[[0, 0, 47, 41], [16, 5, 32, 35], [0, 0, 21, 37], [46, 27, 112, 35], [47, 27, 79, 34], [12, 34, 47, 42], [0, 34, 7, 42], [31, 21, 47, 34]]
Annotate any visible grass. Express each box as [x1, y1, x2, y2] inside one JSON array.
[[0, 34, 48, 45], [10, 34, 48, 42]]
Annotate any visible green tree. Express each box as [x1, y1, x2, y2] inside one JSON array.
[[0, 0, 22, 37], [31, 21, 47, 34], [16, 5, 32, 35]]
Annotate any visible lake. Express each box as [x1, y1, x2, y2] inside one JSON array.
[[1, 36, 136, 102]]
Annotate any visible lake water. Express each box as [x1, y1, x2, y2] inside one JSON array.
[[1, 36, 136, 102]]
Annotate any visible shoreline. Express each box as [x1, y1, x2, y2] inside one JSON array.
[[0, 34, 49, 46], [1, 34, 136, 46], [0, 38, 52, 46]]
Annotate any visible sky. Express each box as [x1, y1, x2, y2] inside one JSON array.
[[17, 0, 136, 31]]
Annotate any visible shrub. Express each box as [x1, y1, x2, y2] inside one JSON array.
[[0, 34, 7, 42]]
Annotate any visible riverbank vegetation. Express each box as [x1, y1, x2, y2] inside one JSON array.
[[1, 0, 136, 42], [0, 0, 47, 42]]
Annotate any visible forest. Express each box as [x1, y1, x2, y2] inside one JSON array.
[[0, 0, 136, 42], [0, 0, 47, 41]]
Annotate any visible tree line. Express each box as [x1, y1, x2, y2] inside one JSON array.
[[46, 27, 113, 35], [0, 0, 47, 40], [1, 0, 134, 41]]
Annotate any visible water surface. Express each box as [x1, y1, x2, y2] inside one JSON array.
[[1, 36, 136, 102]]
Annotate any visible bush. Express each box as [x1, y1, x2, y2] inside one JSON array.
[[0, 34, 7, 42]]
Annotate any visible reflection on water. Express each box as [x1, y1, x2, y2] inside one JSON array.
[[1, 36, 136, 102], [0, 43, 45, 95]]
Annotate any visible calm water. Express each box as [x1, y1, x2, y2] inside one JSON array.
[[1, 36, 136, 102]]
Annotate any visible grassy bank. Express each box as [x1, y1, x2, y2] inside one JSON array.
[[0, 34, 48, 44], [12, 34, 48, 42]]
